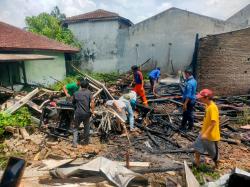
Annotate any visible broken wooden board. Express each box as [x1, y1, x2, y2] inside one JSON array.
[[4, 88, 39, 114], [85, 74, 114, 100], [93, 88, 103, 98], [240, 124, 250, 130], [184, 160, 200, 187], [4, 126, 17, 134], [39, 159, 73, 171], [71, 64, 114, 100], [19, 128, 31, 140], [0, 95, 22, 110], [27, 101, 42, 113], [116, 162, 150, 167], [0, 85, 14, 94]]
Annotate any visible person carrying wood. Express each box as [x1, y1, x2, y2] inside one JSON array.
[[148, 67, 161, 96], [63, 77, 81, 98], [180, 68, 197, 131], [130, 65, 148, 106], [72, 79, 95, 148], [106, 99, 136, 133], [119, 91, 137, 109], [193, 89, 220, 168]]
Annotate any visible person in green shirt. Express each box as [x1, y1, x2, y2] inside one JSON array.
[[63, 78, 81, 97]]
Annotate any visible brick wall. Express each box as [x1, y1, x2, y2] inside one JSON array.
[[197, 27, 250, 96]]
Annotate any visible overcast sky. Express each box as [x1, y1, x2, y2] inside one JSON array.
[[0, 0, 249, 28]]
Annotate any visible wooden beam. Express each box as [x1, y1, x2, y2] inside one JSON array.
[[19, 128, 31, 140], [71, 64, 114, 99], [184, 161, 200, 187], [4, 88, 39, 114], [93, 88, 103, 98], [85, 74, 114, 100], [27, 101, 42, 113]]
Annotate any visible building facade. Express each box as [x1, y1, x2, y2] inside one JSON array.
[[227, 4, 250, 27], [65, 5, 250, 73], [0, 21, 79, 89], [65, 9, 132, 72]]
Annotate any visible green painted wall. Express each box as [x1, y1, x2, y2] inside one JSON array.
[[24, 51, 66, 86]]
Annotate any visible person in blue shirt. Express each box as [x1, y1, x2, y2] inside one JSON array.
[[148, 67, 161, 96], [180, 68, 197, 131]]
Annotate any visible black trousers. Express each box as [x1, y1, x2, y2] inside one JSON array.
[[181, 101, 195, 129], [73, 113, 91, 145], [149, 77, 155, 93]]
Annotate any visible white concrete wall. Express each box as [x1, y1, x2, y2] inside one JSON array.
[[68, 20, 120, 72], [227, 4, 250, 27], [119, 8, 243, 73], [25, 51, 66, 85]]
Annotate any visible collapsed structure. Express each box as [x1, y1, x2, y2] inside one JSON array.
[[1, 69, 250, 186]]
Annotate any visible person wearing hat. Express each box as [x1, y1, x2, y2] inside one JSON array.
[[180, 68, 197, 131], [148, 67, 161, 96], [130, 65, 148, 106], [193, 89, 220, 168], [119, 91, 137, 131], [119, 91, 137, 108], [106, 97, 136, 133]]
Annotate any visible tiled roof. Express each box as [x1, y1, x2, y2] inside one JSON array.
[[65, 9, 132, 25], [0, 21, 79, 53]]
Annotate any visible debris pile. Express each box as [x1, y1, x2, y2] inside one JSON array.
[[0, 68, 250, 186]]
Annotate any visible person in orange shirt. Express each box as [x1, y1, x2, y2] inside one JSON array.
[[130, 65, 148, 106], [193, 89, 220, 168]]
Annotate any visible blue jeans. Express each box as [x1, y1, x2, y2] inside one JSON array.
[[123, 100, 134, 129]]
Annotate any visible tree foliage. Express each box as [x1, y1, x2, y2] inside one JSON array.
[[50, 6, 66, 22], [25, 7, 80, 48]]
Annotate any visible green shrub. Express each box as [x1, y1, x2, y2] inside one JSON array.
[[0, 107, 31, 136], [50, 76, 78, 91], [50, 72, 120, 91], [88, 72, 120, 84]]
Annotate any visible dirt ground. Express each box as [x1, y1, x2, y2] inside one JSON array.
[[2, 127, 250, 186]]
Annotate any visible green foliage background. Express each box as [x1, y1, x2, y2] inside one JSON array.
[[25, 7, 80, 48], [50, 72, 120, 91]]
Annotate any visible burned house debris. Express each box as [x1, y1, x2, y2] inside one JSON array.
[[0, 63, 250, 186], [1, 3, 250, 187]]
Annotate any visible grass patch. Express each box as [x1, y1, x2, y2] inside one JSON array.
[[191, 163, 220, 185], [237, 106, 250, 125]]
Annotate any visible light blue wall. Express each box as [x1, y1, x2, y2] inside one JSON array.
[[24, 51, 66, 85]]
